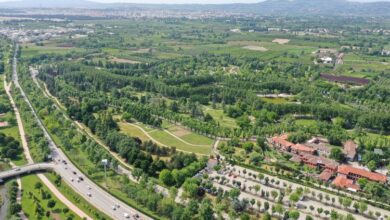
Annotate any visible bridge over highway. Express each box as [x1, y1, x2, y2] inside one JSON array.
[[0, 163, 54, 183]]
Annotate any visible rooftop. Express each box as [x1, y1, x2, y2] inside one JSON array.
[[343, 140, 357, 159], [332, 175, 360, 191], [337, 165, 387, 183]]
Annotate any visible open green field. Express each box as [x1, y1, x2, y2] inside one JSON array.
[[22, 43, 85, 58], [149, 129, 211, 155], [203, 107, 238, 129], [21, 175, 81, 220], [118, 121, 151, 142], [260, 97, 290, 104], [165, 123, 214, 146], [295, 119, 317, 127], [118, 120, 212, 155]]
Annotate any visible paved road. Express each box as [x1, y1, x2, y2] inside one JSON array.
[[12, 44, 152, 220], [0, 163, 54, 182]]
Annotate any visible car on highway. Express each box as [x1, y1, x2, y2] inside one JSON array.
[[87, 192, 92, 197], [123, 212, 130, 218]]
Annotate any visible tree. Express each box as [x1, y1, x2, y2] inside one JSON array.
[[289, 192, 300, 205], [198, 199, 214, 220], [229, 188, 241, 200], [305, 216, 314, 220], [159, 169, 174, 186], [359, 202, 367, 214], [330, 148, 345, 162], [262, 212, 271, 220], [289, 210, 300, 220], [47, 199, 56, 209], [367, 160, 377, 171], [342, 197, 352, 209], [271, 190, 278, 201], [35, 182, 43, 189]]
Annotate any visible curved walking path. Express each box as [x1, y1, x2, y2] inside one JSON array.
[[163, 129, 210, 147], [6, 51, 93, 220], [129, 122, 210, 156]]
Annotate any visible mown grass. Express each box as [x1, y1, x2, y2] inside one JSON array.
[[118, 121, 151, 142], [260, 97, 289, 104], [203, 107, 238, 129], [149, 130, 211, 155]]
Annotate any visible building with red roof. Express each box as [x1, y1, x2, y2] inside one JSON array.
[[270, 135, 294, 151], [337, 165, 387, 183], [332, 175, 360, 192], [291, 144, 316, 155], [343, 140, 357, 161]]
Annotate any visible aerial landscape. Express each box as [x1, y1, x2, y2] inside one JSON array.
[[0, 0, 389, 219]]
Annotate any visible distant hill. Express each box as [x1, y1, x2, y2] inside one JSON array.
[[0, 0, 100, 8], [0, 0, 389, 17]]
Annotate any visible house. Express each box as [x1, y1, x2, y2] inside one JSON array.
[[337, 165, 387, 184], [332, 175, 360, 192], [270, 134, 316, 155], [270, 135, 294, 151], [296, 154, 339, 171], [318, 169, 335, 182], [291, 144, 316, 155], [343, 140, 357, 161]]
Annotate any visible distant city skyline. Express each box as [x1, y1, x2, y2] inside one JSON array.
[[0, 0, 389, 4]]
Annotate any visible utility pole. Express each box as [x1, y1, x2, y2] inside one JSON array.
[[102, 159, 108, 188]]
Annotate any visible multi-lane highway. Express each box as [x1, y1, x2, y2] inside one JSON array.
[[11, 43, 152, 220]]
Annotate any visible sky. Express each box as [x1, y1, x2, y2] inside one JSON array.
[[89, 0, 390, 3], [0, 0, 388, 3]]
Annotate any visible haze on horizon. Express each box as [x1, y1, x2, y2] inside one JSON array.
[[0, 0, 389, 4]]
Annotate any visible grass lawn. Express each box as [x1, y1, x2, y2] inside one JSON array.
[[0, 126, 20, 141], [295, 119, 317, 127], [45, 173, 112, 220], [165, 124, 214, 145], [21, 175, 82, 220], [203, 107, 238, 129], [150, 130, 211, 155], [260, 97, 289, 104], [180, 133, 214, 146], [118, 121, 151, 142]]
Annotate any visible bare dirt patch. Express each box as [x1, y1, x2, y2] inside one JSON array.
[[242, 45, 268, 52], [111, 57, 141, 64], [170, 126, 192, 137], [272, 38, 290, 44]]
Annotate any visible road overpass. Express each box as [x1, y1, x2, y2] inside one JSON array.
[[0, 163, 54, 183]]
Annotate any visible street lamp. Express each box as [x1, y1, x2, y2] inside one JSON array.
[[102, 159, 108, 187]]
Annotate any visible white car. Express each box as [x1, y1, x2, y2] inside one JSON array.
[[112, 205, 116, 211], [123, 213, 130, 218], [87, 192, 92, 197]]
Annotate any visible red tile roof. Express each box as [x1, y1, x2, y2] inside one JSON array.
[[332, 175, 360, 191], [337, 165, 387, 183], [291, 144, 316, 154], [271, 136, 294, 148], [318, 169, 334, 182], [343, 140, 357, 159]]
